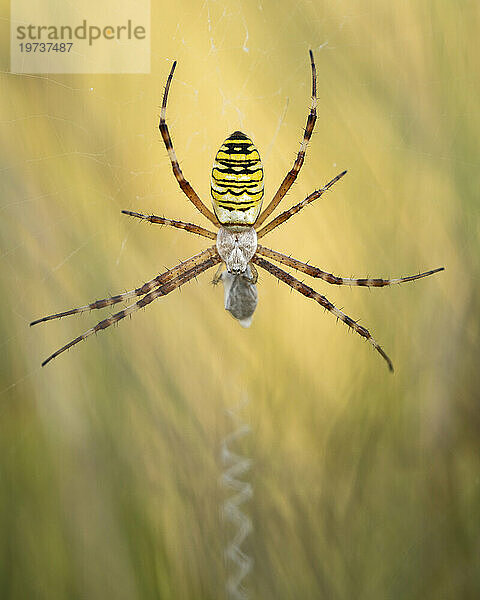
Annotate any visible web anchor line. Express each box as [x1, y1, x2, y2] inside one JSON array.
[[221, 400, 253, 600]]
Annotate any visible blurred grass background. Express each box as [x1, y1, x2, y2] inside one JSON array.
[[1, 0, 479, 598]]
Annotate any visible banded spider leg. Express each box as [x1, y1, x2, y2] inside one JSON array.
[[31, 250, 220, 366]]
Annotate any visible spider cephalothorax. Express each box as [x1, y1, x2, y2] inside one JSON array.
[[216, 226, 257, 274], [31, 51, 444, 371]]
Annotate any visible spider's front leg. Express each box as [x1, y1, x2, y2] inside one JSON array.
[[39, 253, 222, 366], [31, 246, 218, 325], [257, 245, 444, 287], [253, 255, 394, 372]]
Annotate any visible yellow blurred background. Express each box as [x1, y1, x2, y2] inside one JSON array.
[[1, 1, 479, 598]]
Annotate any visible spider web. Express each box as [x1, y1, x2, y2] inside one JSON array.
[[0, 0, 344, 397], [1, 1, 469, 598], [1, 0, 464, 412], [0, 8, 339, 598]]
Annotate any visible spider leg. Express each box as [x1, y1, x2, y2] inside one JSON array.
[[248, 263, 258, 284], [159, 61, 220, 227], [30, 246, 218, 325], [211, 263, 224, 285], [256, 170, 347, 238], [122, 210, 217, 240], [252, 255, 394, 372], [255, 50, 317, 227], [40, 253, 222, 366], [257, 245, 445, 287]]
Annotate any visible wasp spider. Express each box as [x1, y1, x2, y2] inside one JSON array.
[[31, 51, 444, 371]]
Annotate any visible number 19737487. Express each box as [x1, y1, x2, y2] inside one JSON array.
[[19, 42, 73, 52]]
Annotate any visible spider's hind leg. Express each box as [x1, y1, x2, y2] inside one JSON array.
[[159, 61, 219, 226], [256, 50, 318, 227]]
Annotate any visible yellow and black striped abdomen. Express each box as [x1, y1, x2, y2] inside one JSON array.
[[211, 131, 264, 225]]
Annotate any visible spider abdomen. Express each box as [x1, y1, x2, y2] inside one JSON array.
[[211, 131, 264, 225]]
